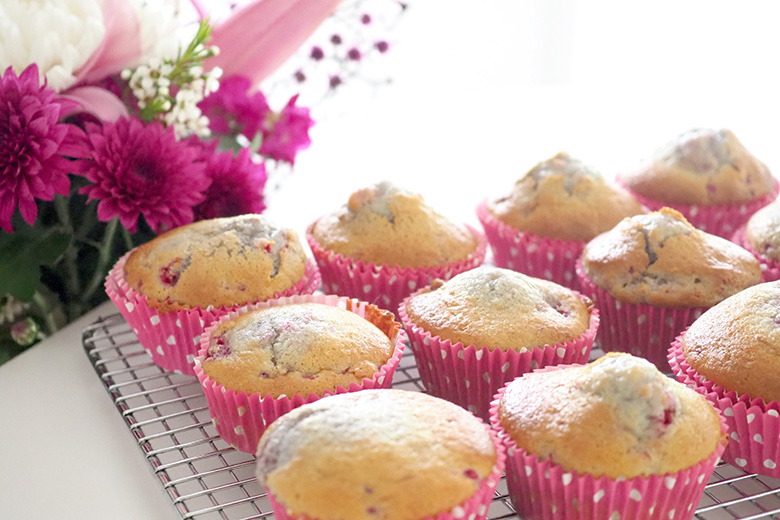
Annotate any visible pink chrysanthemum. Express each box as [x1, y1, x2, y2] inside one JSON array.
[[0, 64, 85, 233], [198, 75, 270, 140], [259, 94, 314, 165], [78, 117, 210, 233], [191, 141, 267, 221]]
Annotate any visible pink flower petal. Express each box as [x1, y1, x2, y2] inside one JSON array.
[[205, 0, 345, 87], [59, 86, 129, 122], [73, 0, 142, 86]]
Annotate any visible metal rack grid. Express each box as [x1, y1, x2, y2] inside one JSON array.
[[83, 311, 780, 520]]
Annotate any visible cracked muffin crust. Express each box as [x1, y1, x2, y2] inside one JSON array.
[[124, 214, 307, 312], [618, 128, 775, 205], [201, 302, 395, 397], [310, 181, 477, 268], [497, 353, 724, 479], [404, 265, 591, 351], [255, 389, 499, 520], [487, 151, 643, 241], [681, 281, 780, 403], [581, 207, 760, 307]]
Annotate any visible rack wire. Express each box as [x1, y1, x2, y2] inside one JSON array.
[[83, 312, 780, 520]]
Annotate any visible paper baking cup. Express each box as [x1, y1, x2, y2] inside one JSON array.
[[476, 200, 585, 291], [194, 294, 406, 453], [398, 290, 599, 420], [732, 225, 780, 282], [105, 252, 321, 376], [669, 337, 780, 478], [489, 385, 727, 520], [306, 222, 487, 313], [265, 423, 505, 520], [618, 178, 779, 239], [576, 261, 707, 372]]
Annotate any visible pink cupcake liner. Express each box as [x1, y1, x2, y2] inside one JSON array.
[[398, 289, 599, 421], [576, 260, 708, 372], [669, 336, 780, 478], [617, 177, 779, 239], [104, 252, 321, 376], [305, 222, 487, 313], [732, 225, 780, 282], [264, 422, 506, 520], [489, 383, 728, 520], [476, 199, 585, 291], [194, 294, 406, 453]]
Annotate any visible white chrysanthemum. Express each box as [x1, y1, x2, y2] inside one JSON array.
[[0, 0, 105, 91], [132, 0, 188, 67]]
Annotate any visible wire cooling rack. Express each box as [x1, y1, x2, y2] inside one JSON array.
[[83, 311, 780, 520]]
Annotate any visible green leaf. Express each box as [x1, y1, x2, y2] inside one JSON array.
[[0, 228, 70, 301]]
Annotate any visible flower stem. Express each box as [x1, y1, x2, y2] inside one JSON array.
[[82, 218, 118, 302], [32, 290, 59, 336], [54, 196, 82, 319]]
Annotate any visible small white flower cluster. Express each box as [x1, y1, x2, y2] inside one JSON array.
[[0, 295, 29, 326], [121, 54, 222, 139]]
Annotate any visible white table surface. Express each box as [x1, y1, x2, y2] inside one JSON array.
[[3, 1, 780, 518]]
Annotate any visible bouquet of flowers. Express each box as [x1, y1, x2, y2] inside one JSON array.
[[0, 0, 405, 364]]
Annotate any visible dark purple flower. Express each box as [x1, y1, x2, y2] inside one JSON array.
[[347, 47, 362, 61], [191, 142, 267, 221], [375, 40, 390, 53], [310, 46, 325, 61], [0, 64, 85, 232], [77, 117, 209, 233], [198, 75, 270, 141], [259, 95, 314, 165]]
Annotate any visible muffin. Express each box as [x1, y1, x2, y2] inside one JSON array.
[[735, 199, 780, 282], [255, 389, 505, 520], [307, 181, 486, 312], [577, 207, 761, 369], [478, 152, 643, 289], [399, 265, 598, 420], [617, 128, 778, 238], [669, 281, 780, 477], [194, 294, 406, 453], [106, 214, 320, 375], [492, 353, 727, 520]]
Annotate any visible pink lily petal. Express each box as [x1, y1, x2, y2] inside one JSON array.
[[74, 0, 142, 86], [205, 0, 344, 88], [59, 87, 129, 122]]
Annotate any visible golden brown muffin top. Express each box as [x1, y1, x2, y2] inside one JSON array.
[[498, 353, 724, 479], [311, 181, 476, 268], [405, 266, 591, 351], [619, 128, 775, 205], [487, 152, 644, 241], [124, 214, 307, 312], [682, 281, 780, 403], [255, 389, 497, 520], [581, 207, 760, 307], [746, 200, 780, 261], [201, 303, 396, 397]]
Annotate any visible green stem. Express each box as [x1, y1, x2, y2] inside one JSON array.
[[82, 218, 118, 302], [54, 196, 82, 319], [32, 290, 59, 336]]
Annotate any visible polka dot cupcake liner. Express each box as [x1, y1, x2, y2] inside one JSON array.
[[489, 383, 728, 520], [194, 294, 406, 454], [476, 199, 585, 292], [264, 423, 506, 520], [398, 289, 599, 421], [669, 336, 780, 478], [732, 225, 780, 282], [618, 178, 779, 239], [575, 260, 707, 372], [104, 252, 321, 376], [306, 222, 487, 313]]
